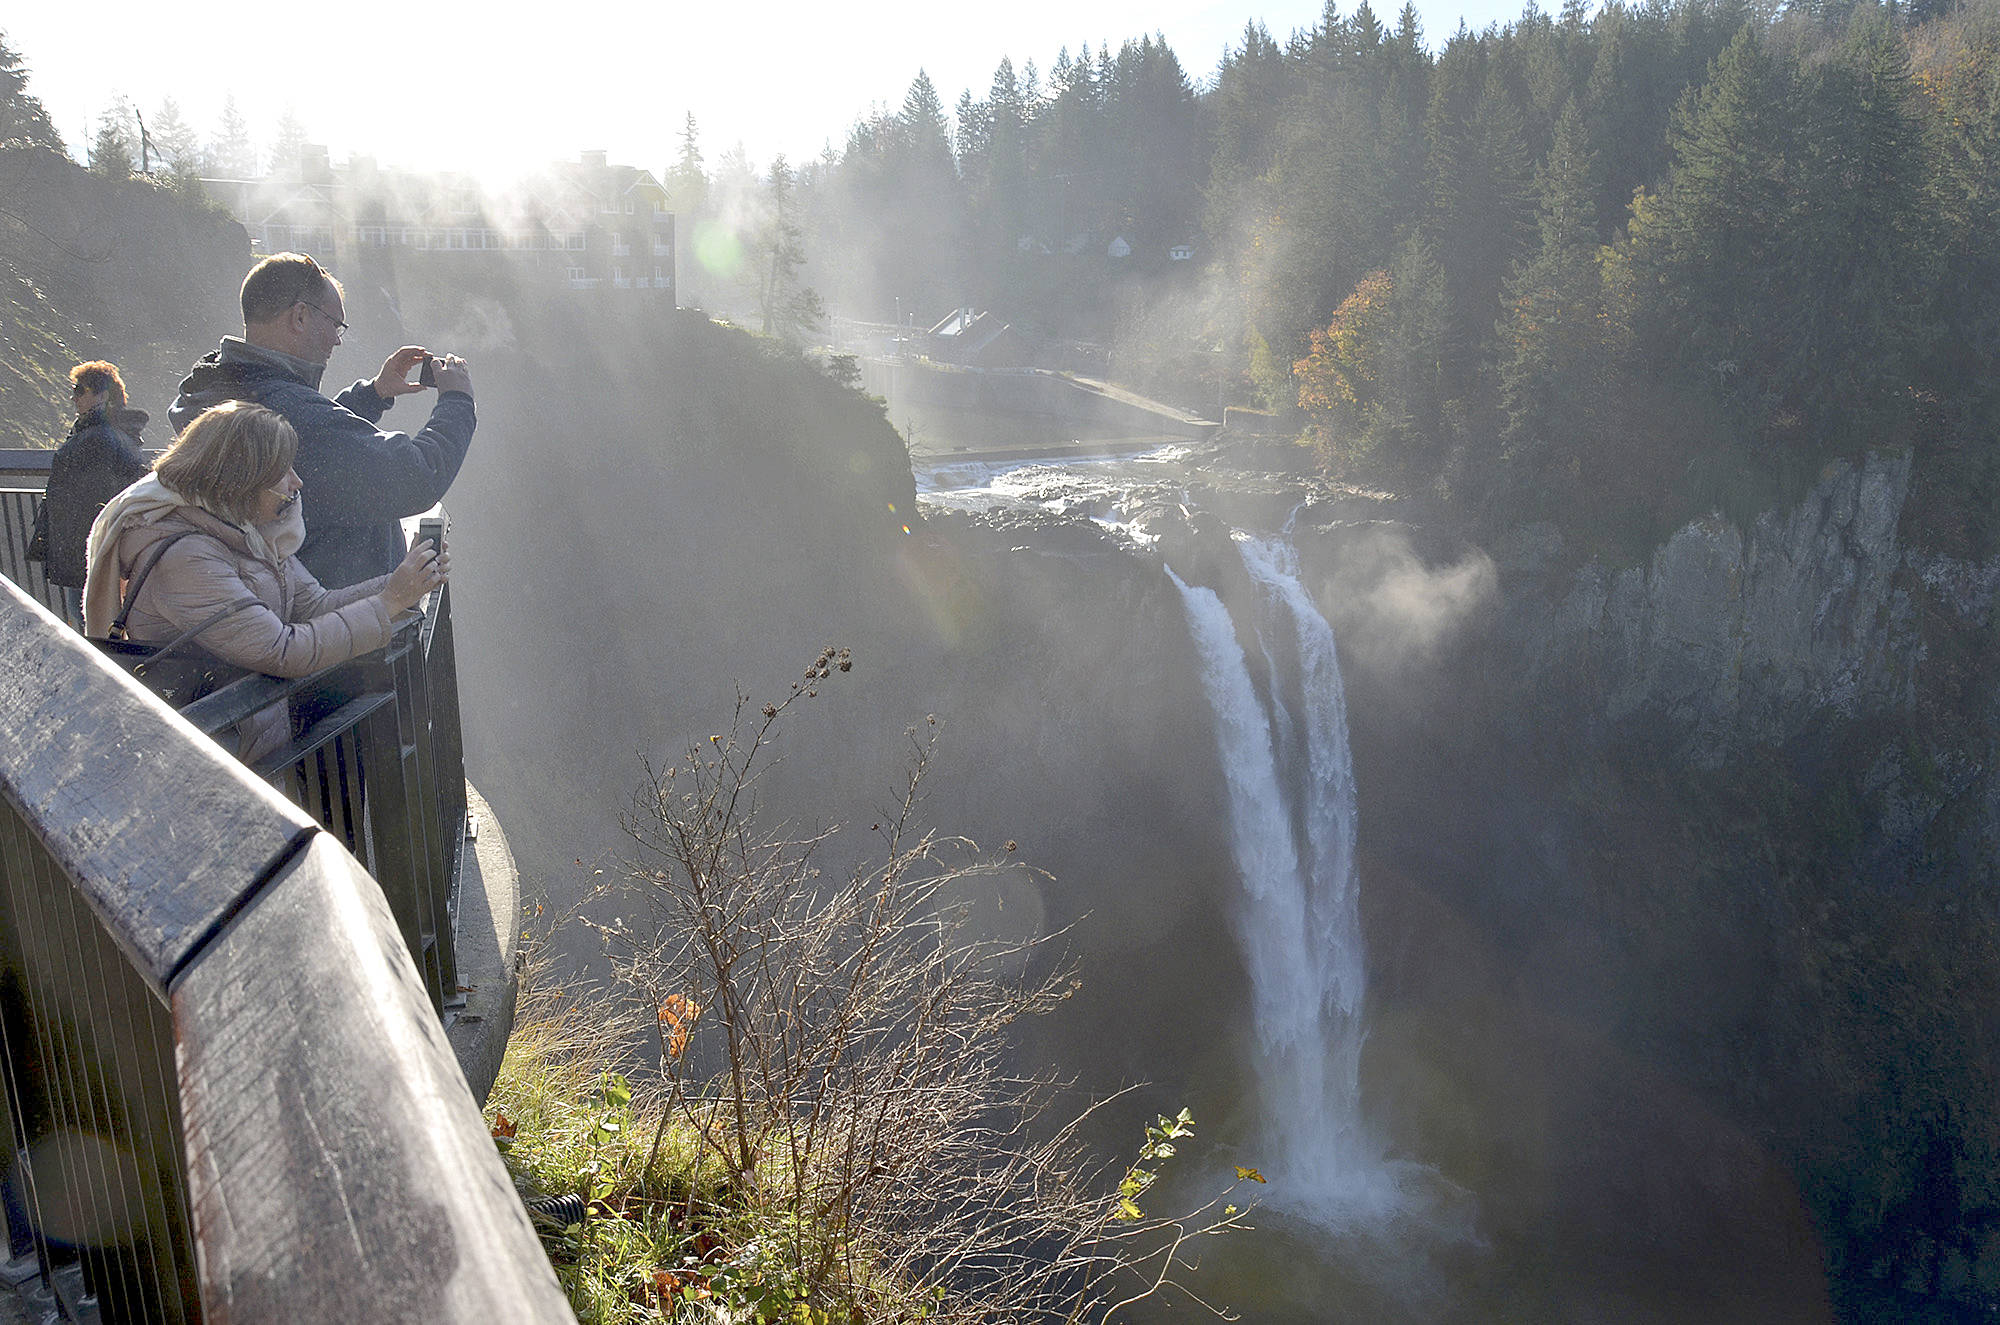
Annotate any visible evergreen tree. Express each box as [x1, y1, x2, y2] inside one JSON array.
[[1498, 101, 1609, 492], [754, 155, 825, 343], [268, 109, 309, 177], [1629, 25, 1791, 419], [89, 100, 136, 179], [958, 56, 1034, 306], [668, 113, 707, 213], [149, 96, 203, 175], [1918, 0, 2000, 419], [1374, 233, 1453, 467], [1426, 60, 1535, 380], [1777, 5, 1927, 437], [211, 95, 257, 178], [1205, 22, 1287, 216], [899, 69, 952, 153], [888, 70, 965, 315], [0, 31, 61, 152]]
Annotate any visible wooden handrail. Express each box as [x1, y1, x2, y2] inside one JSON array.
[[0, 575, 571, 1321]]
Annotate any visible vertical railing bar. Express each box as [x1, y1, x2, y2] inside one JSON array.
[[51, 860, 163, 1321], [347, 730, 373, 878], [0, 813, 58, 1287], [336, 732, 363, 864], [428, 587, 467, 892], [137, 994, 196, 1323], [403, 632, 452, 1000], [357, 686, 441, 1012], [309, 747, 333, 838], [334, 734, 361, 849], [435, 607, 465, 993], [12, 825, 96, 1302], [69, 880, 172, 1321], [91, 868, 196, 1324], [0, 838, 35, 1267], [31, 850, 115, 1314], [402, 644, 446, 1008]]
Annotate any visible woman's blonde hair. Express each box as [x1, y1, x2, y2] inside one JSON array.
[[155, 402, 298, 526]]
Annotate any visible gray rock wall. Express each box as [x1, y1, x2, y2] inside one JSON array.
[[1497, 450, 1977, 768]]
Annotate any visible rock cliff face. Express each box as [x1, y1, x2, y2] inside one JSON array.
[[1488, 448, 2000, 896], [1303, 451, 2000, 1316], [441, 305, 1243, 1101], [1498, 451, 1938, 765]]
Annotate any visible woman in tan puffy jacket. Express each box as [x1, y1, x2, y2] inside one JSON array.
[[82, 401, 447, 761]]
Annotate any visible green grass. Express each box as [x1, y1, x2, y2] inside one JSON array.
[[485, 986, 743, 1324]]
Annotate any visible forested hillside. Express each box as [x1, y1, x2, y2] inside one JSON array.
[[0, 34, 247, 447], [740, 0, 2000, 550]]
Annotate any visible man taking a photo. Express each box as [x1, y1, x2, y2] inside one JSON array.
[[171, 251, 475, 587]]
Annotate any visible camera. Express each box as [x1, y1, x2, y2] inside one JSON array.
[[418, 355, 440, 388]]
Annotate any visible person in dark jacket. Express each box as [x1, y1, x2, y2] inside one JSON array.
[[169, 250, 474, 587], [36, 361, 151, 618]]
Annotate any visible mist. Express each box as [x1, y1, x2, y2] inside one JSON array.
[[7, 0, 1997, 1315]]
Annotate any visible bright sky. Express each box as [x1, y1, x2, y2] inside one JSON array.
[[8, 0, 1524, 184]]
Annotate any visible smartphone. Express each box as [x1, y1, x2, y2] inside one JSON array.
[[415, 514, 447, 554], [418, 355, 438, 388]]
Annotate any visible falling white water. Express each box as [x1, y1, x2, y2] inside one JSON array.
[[1170, 539, 1400, 1222]]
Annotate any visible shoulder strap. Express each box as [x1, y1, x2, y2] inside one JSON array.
[[109, 530, 196, 641], [129, 598, 262, 678]]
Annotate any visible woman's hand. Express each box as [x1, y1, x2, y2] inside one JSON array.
[[381, 538, 448, 613]]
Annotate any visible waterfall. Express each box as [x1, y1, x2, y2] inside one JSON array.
[[1170, 536, 1399, 1222]]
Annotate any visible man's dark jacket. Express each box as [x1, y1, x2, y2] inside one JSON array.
[[41, 406, 151, 587], [170, 341, 475, 587]]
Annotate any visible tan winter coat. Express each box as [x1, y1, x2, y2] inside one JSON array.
[[100, 501, 395, 762]]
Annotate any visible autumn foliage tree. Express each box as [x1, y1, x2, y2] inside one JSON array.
[[1294, 236, 1449, 478], [1296, 269, 1391, 470]]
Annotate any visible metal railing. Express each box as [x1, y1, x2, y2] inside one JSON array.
[[0, 579, 570, 1322], [0, 456, 565, 1319], [0, 453, 70, 626], [0, 457, 464, 1013]]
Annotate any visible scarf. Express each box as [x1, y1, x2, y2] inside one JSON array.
[[82, 473, 308, 637]]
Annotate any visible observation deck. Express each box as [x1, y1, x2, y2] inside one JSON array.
[[0, 454, 569, 1322]]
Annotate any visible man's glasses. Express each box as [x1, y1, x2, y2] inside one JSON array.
[[298, 301, 348, 334]]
